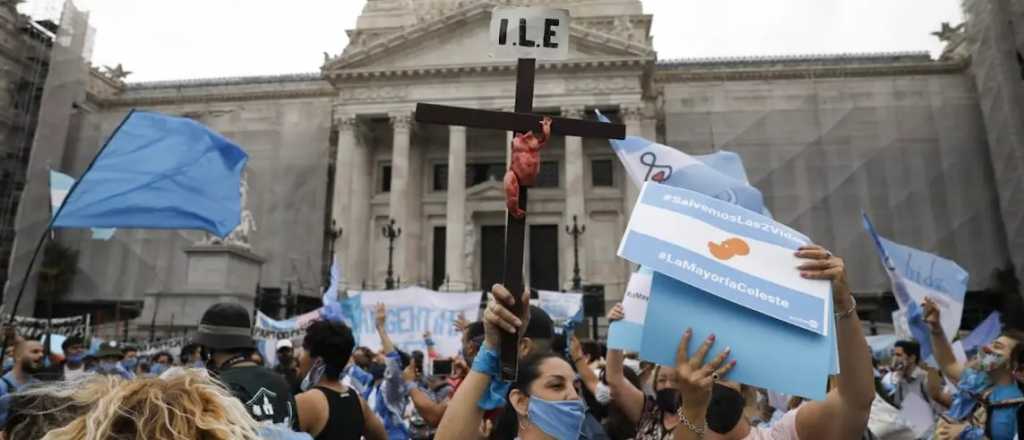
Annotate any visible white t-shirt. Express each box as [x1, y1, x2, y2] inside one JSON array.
[[745, 408, 799, 440]]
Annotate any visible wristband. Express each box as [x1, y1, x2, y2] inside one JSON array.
[[472, 344, 511, 410]]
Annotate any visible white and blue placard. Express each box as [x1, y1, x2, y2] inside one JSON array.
[[618, 182, 832, 335], [489, 7, 570, 60], [641, 272, 836, 400], [607, 268, 653, 351]]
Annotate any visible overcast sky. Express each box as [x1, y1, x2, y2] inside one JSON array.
[[21, 0, 963, 82]]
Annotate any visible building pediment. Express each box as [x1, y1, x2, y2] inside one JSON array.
[[323, 1, 653, 80], [466, 179, 506, 200]]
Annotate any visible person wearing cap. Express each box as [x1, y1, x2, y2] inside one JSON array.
[[274, 339, 301, 394], [94, 341, 134, 379], [193, 302, 298, 429]]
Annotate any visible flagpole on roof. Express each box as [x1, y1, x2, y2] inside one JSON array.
[[2, 110, 136, 352]]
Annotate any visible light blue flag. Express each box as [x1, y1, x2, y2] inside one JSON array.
[[50, 170, 115, 240], [960, 311, 1001, 354], [862, 214, 968, 361], [595, 110, 767, 216], [320, 256, 357, 328], [536, 290, 584, 335], [52, 111, 248, 237]]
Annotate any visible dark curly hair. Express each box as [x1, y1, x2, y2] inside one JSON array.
[[302, 320, 356, 377]]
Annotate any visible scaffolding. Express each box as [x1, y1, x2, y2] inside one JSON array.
[[0, 2, 56, 295], [2, 0, 92, 313]]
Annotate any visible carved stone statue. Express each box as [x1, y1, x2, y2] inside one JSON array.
[[100, 63, 132, 82], [200, 170, 257, 249], [932, 22, 968, 61]]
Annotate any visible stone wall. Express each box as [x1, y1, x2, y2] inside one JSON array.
[[61, 91, 333, 316], [660, 68, 1008, 294]]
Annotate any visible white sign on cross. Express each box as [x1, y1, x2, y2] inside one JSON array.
[[489, 7, 571, 60]]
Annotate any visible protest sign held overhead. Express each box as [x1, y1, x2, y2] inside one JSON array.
[[607, 268, 653, 351], [619, 182, 832, 335]]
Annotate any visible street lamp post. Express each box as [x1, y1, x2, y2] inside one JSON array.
[[565, 215, 586, 291], [382, 218, 402, 290]]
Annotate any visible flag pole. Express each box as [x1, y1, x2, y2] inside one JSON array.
[[2, 110, 136, 353]]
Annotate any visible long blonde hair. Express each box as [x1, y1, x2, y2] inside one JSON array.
[[34, 368, 263, 440]]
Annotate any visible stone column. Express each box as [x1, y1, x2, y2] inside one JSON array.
[[346, 117, 372, 288], [562, 106, 586, 289], [388, 112, 414, 286], [332, 114, 357, 286], [444, 126, 468, 291], [621, 105, 644, 216]]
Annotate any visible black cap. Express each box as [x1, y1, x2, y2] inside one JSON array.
[[192, 303, 255, 351], [525, 305, 554, 340], [61, 335, 84, 352], [95, 341, 124, 359]]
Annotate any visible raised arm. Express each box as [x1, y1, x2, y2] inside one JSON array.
[[604, 303, 646, 424], [570, 335, 599, 396], [924, 365, 953, 408], [375, 303, 395, 354], [923, 297, 964, 383], [436, 285, 529, 439], [409, 387, 448, 427], [792, 246, 875, 440], [537, 116, 551, 145], [423, 331, 438, 360]]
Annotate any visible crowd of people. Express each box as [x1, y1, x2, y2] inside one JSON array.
[[0, 244, 1020, 439]]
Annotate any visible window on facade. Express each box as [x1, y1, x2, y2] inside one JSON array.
[[380, 164, 392, 193], [467, 163, 506, 187], [591, 159, 613, 187], [434, 164, 448, 191], [535, 161, 559, 188]]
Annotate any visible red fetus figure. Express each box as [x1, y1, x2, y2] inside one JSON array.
[[504, 116, 551, 218]]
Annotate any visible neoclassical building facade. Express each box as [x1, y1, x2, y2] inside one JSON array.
[[7, 0, 1024, 334]]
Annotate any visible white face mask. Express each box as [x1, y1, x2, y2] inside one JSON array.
[[595, 382, 612, 405]]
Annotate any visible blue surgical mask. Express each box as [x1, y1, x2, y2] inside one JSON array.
[[527, 396, 586, 440], [150, 363, 169, 376], [192, 360, 205, 369], [122, 357, 138, 370], [96, 361, 120, 374], [66, 352, 85, 366], [2, 357, 13, 372]]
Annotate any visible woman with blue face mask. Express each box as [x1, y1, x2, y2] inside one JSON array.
[[436, 284, 588, 440]]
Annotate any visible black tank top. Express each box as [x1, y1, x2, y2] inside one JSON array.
[[313, 386, 365, 440]]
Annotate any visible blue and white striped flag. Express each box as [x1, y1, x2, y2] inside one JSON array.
[[50, 170, 115, 240], [595, 110, 766, 215], [862, 213, 967, 360]]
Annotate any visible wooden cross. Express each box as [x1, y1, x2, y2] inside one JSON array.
[[416, 58, 625, 380]]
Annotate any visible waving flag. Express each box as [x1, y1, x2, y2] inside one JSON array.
[[960, 311, 1001, 354], [862, 214, 968, 360], [52, 111, 248, 237], [50, 170, 115, 240], [595, 110, 766, 215]]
